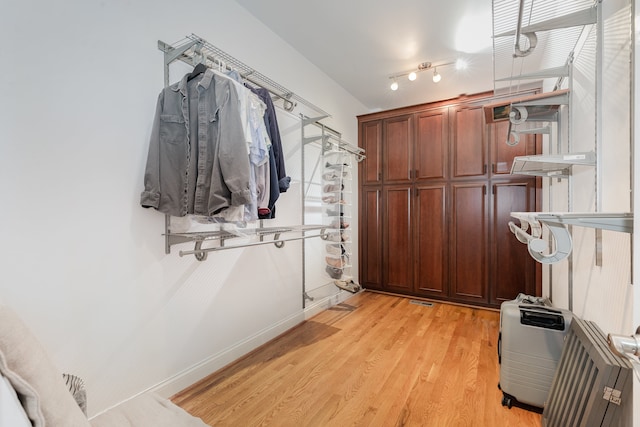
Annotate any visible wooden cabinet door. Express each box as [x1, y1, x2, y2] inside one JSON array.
[[359, 187, 383, 290], [415, 108, 448, 181], [490, 120, 537, 175], [414, 184, 448, 297], [490, 179, 537, 305], [383, 185, 413, 293], [450, 182, 488, 303], [360, 120, 382, 184], [451, 105, 486, 179], [383, 115, 413, 183]]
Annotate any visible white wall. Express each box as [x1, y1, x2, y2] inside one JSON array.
[[0, 0, 367, 417], [544, 0, 634, 332], [540, 0, 636, 424], [634, 1, 640, 423], [540, 0, 633, 335]]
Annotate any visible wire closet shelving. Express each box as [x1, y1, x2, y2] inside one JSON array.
[[156, 33, 363, 261]]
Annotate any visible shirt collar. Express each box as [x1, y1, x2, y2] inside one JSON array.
[[171, 68, 215, 93]]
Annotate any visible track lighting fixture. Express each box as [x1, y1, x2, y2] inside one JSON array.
[[388, 58, 466, 90], [432, 68, 441, 83]]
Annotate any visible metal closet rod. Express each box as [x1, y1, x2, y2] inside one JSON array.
[[158, 34, 331, 118], [175, 225, 329, 261]]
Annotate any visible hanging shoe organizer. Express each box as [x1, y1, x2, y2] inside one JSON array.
[[301, 116, 364, 302]]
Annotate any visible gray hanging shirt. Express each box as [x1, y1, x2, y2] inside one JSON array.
[[140, 69, 251, 217]]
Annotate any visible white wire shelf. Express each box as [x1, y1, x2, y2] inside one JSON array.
[[510, 151, 596, 178]]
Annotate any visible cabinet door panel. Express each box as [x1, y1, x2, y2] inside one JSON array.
[[451, 183, 488, 302], [414, 184, 447, 296], [491, 121, 537, 175], [360, 187, 382, 289], [383, 186, 413, 292], [360, 121, 382, 184], [490, 180, 537, 305], [383, 115, 413, 183], [415, 109, 447, 180], [452, 106, 486, 178]]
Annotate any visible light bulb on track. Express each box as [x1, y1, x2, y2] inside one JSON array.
[[432, 69, 441, 83]]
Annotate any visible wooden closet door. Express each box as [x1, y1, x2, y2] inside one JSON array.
[[490, 179, 537, 305], [450, 182, 488, 303], [359, 187, 383, 290], [360, 120, 382, 185], [451, 105, 486, 179], [383, 115, 413, 183], [414, 184, 448, 297], [383, 185, 413, 292], [415, 108, 448, 181]]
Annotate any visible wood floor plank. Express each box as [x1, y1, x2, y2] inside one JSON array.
[[172, 291, 542, 426]]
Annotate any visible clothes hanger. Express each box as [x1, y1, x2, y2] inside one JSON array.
[[187, 62, 207, 81], [187, 48, 207, 81]]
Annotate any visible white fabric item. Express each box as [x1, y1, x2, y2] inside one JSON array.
[[0, 374, 32, 427], [89, 393, 208, 427]]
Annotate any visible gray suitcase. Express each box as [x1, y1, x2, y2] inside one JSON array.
[[498, 294, 573, 409]]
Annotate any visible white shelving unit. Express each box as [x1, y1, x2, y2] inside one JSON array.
[[510, 151, 596, 178], [492, 0, 633, 270]]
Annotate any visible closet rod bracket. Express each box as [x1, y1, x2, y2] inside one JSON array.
[[193, 240, 208, 262], [158, 40, 199, 66], [302, 115, 330, 127]]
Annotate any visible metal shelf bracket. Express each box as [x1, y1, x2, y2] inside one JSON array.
[[509, 212, 633, 264]]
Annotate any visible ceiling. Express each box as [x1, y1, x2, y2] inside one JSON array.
[[236, 0, 498, 112]]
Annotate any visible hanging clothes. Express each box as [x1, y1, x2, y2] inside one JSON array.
[[218, 69, 273, 222], [140, 69, 252, 217], [248, 86, 290, 219]]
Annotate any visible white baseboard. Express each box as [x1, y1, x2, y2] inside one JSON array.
[[151, 290, 355, 399], [303, 289, 354, 319]]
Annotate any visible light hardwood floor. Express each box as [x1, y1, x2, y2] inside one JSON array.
[[172, 291, 542, 426]]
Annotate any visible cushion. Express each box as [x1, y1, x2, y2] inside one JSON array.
[[0, 373, 32, 427], [0, 350, 44, 426], [89, 393, 209, 427], [0, 304, 90, 427]]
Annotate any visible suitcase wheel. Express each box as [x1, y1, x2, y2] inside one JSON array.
[[501, 393, 513, 409]]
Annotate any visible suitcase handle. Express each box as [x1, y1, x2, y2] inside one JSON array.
[[518, 304, 561, 313], [520, 309, 565, 331], [497, 332, 502, 364]]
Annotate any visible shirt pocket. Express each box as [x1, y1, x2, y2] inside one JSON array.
[[159, 114, 186, 145]]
